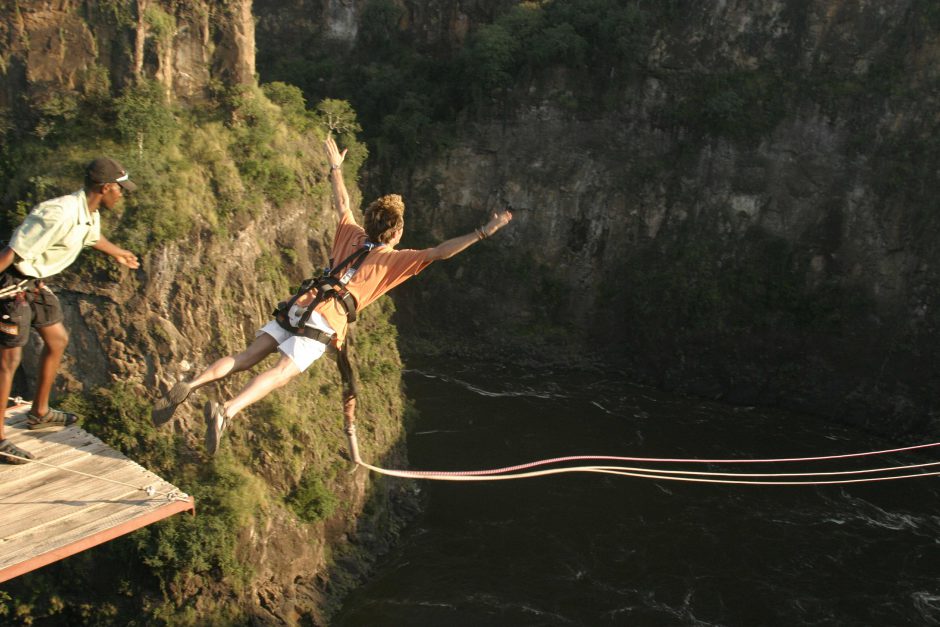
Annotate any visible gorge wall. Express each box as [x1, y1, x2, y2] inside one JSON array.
[[256, 0, 940, 435]]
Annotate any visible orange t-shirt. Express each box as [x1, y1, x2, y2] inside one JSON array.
[[311, 211, 435, 345]]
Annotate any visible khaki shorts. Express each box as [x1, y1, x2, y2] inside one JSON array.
[[257, 319, 331, 373], [0, 273, 64, 349]]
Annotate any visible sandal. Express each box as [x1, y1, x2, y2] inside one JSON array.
[[204, 401, 227, 456], [0, 438, 34, 464], [27, 407, 79, 430], [151, 381, 193, 427]]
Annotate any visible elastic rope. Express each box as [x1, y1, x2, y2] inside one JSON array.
[[357, 459, 940, 485], [362, 441, 940, 479], [350, 426, 940, 485]]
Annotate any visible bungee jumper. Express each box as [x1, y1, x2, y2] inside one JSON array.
[[0, 158, 140, 464], [151, 135, 513, 456]]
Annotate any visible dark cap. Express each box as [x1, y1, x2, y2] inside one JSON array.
[[85, 157, 138, 192]]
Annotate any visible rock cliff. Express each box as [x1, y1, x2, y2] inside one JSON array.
[[256, 0, 940, 434]]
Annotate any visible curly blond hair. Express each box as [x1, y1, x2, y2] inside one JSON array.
[[363, 194, 405, 243]]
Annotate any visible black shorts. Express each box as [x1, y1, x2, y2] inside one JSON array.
[[0, 271, 64, 348]]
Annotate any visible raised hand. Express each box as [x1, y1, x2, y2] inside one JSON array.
[[324, 135, 348, 169]]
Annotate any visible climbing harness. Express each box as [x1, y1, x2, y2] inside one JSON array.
[[347, 432, 940, 486], [0, 268, 38, 300], [0, 279, 31, 300], [273, 241, 383, 340]]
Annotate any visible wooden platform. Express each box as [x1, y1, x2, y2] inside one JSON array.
[[0, 402, 194, 583]]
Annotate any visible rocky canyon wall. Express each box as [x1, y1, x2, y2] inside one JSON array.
[[255, 0, 940, 435]]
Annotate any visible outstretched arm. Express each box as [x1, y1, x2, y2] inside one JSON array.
[[93, 235, 140, 269], [428, 210, 513, 261], [324, 135, 353, 222]]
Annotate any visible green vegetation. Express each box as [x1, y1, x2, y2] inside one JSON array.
[[287, 473, 338, 523], [0, 72, 367, 248], [144, 5, 177, 46], [261, 0, 676, 172]]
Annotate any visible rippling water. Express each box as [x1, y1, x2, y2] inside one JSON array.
[[336, 359, 940, 626]]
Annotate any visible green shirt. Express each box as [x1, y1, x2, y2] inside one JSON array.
[[9, 190, 101, 279]]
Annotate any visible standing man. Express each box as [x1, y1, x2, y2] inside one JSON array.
[[0, 157, 140, 464], [153, 136, 512, 457]]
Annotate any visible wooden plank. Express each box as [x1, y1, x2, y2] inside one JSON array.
[[0, 497, 194, 582], [1, 469, 185, 548], [0, 467, 156, 538], [1, 492, 189, 565], [2, 426, 102, 456], [4, 459, 164, 505], [0, 441, 119, 498], [0, 462, 135, 511], [0, 429, 110, 472], [0, 487, 145, 562], [0, 403, 194, 582]]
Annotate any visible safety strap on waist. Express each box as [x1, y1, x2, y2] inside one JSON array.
[[273, 314, 335, 344]]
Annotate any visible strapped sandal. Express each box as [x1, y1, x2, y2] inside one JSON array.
[[0, 438, 34, 464], [151, 381, 193, 427], [27, 407, 79, 430], [203, 401, 227, 456]]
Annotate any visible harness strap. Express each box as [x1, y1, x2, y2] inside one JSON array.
[[0, 279, 31, 300], [280, 242, 380, 331], [272, 320, 334, 345], [0, 269, 39, 300]]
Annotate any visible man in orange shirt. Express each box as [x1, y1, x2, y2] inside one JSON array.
[[153, 136, 512, 456]]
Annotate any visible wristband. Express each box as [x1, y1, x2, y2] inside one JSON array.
[[475, 228, 487, 240]]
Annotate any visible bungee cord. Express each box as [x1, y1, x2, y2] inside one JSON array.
[[379, 441, 940, 478], [356, 458, 940, 485], [350, 433, 940, 486]]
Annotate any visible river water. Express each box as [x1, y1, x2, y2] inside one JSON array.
[[336, 358, 940, 626]]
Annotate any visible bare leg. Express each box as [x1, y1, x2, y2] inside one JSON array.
[[32, 322, 68, 417], [0, 346, 22, 440], [222, 354, 301, 419], [189, 333, 279, 389], [153, 334, 282, 427]]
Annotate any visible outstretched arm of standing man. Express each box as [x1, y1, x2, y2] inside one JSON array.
[[93, 235, 140, 269], [324, 135, 353, 222]]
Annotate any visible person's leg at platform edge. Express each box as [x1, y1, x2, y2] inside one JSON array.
[[25, 287, 79, 430], [0, 292, 34, 463]]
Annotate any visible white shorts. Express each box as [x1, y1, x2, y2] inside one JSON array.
[[257, 316, 334, 373]]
